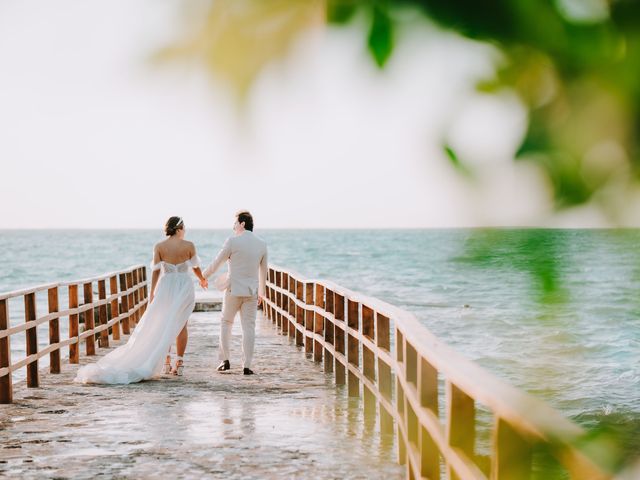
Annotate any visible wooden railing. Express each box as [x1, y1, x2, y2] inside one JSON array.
[[0, 265, 148, 404], [264, 265, 612, 480]]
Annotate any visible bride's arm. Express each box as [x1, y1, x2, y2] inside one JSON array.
[[150, 245, 161, 303], [193, 267, 207, 289], [189, 244, 208, 289]]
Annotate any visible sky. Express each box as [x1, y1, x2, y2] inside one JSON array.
[[0, 0, 625, 229]]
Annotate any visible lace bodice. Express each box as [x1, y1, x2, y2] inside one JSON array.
[[151, 255, 200, 274]]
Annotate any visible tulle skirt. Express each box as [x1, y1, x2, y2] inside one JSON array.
[[74, 272, 195, 384]]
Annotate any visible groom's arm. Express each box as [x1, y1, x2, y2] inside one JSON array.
[[258, 247, 268, 298], [203, 238, 232, 279]]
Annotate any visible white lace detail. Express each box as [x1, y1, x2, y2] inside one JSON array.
[[150, 256, 200, 274]]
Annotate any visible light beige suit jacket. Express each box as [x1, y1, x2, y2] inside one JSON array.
[[203, 231, 268, 297]]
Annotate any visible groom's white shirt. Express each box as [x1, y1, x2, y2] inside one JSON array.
[[203, 231, 268, 297]]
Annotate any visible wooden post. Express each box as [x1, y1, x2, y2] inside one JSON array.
[[131, 269, 139, 325], [127, 271, 135, 327], [379, 362, 393, 434], [282, 273, 289, 299], [0, 299, 12, 404], [406, 343, 418, 386], [295, 277, 303, 301], [377, 313, 390, 351], [48, 286, 60, 374], [68, 284, 79, 364], [377, 313, 392, 433], [325, 288, 334, 314], [83, 282, 96, 356], [420, 358, 438, 413], [492, 418, 532, 480], [324, 314, 334, 373], [24, 292, 39, 387], [294, 281, 303, 338], [396, 378, 407, 465], [295, 305, 304, 346], [420, 358, 439, 478], [98, 279, 109, 348], [109, 275, 120, 340], [421, 426, 439, 480], [141, 267, 148, 315], [362, 306, 376, 416], [396, 330, 407, 465], [304, 284, 314, 355], [119, 273, 130, 335], [362, 306, 375, 380], [315, 283, 324, 309], [347, 299, 360, 397], [398, 425, 407, 466], [334, 293, 346, 385], [323, 288, 334, 372], [305, 283, 314, 305], [313, 284, 324, 362], [305, 309, 314, 356], [313, 311, 323, 363], [447, 381, 475, 480], [285, 279, 294, 333]]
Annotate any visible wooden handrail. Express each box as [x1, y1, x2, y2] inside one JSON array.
[[0, 265, 148, 404], [264, 264, 613, 480]]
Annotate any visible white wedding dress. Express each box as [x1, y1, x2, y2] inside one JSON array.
[[74, 256, 199, 384]]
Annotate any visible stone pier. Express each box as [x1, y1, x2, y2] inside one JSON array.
[[0, 307, 403, 479]]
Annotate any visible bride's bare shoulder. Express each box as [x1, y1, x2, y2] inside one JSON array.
[[154, 238, 171, 254]]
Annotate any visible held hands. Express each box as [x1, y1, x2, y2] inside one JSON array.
[[199, 277, 209, 290]]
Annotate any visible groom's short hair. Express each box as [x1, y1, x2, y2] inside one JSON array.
[[236, 210, 254, 231]]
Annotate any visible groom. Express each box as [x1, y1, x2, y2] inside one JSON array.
[[203, 211, 268, 375]]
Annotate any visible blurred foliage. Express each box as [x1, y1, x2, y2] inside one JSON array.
[[155, 0, 325, 99], [573, 409, 640, 472], [159, 0, 640, 219], [454, 228, 569, 305], [326, 0, 640, 218]]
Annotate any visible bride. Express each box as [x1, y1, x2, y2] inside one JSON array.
[[75, 216, 208, 384]]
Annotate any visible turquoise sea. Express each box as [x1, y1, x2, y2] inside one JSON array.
[[1, 229, 639, 454]]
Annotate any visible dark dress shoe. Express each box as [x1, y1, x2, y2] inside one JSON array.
[[217, 360, 230, 372], [243, 368, 254, 375]]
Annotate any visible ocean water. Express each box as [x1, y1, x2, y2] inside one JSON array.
[[1, 229, 639, 450]]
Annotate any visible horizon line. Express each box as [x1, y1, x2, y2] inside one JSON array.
[[1, 226, 638, 231]]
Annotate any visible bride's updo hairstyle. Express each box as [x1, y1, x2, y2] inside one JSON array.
[[164, 216, 184, 236]]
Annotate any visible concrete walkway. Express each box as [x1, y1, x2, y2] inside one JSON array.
[[0, 310, 403, 479]]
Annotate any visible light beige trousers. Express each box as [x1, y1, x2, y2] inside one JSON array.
[[219, 290, 257, 368]]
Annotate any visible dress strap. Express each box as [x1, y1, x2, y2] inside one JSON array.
[[189, 255, 201, 269], [150, 261, 162, 272]]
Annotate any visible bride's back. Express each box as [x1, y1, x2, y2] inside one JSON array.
[[156, 237, 194, 265]]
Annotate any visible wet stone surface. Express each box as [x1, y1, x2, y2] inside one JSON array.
[[0, 311, 403, 479]]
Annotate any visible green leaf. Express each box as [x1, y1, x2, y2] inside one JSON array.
[[327, 0, 358, 24], [444, 144, 473, 178], [368, 5, 393, 68]]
